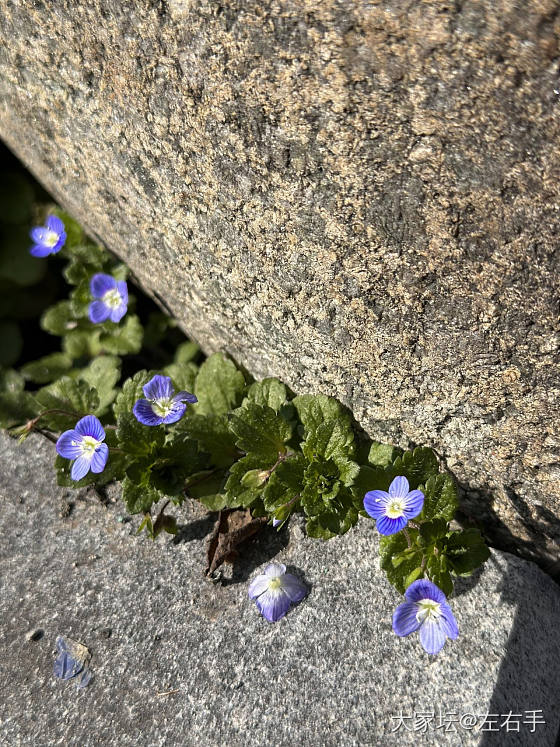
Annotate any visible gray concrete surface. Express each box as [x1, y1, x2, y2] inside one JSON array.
[[0, 431, 559, 746]]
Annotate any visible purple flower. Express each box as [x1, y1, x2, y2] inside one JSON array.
[[272, 518, 282, 528], [248, 562, 307, 622], [133, 375, 197, 426], [393, 579, 459, 654], [88, 273, 128, 323], [29, 215, 66, 257], [363, 475, 424, 535], [56, 415, 108, 481], [53, 635, 92, 689]]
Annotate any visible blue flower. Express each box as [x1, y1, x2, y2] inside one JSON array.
[[53, 635, 92, 688], [88, 273, 128, 323], [248, 562, 307, 622], [56, 415, 108, 481], [29, 215, 66, 257], [363, 475, 424, 535], [133, 374, 197, 426], [393, 579, 459, 654]]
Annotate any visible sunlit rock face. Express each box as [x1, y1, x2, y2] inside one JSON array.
[[0, 0, 558, 569]]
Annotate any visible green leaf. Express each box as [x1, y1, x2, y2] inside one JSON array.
[[244, 378, 288, 412], [426, 552, 453, 596], [34, 377, 99, 431], [292, 394, 349, 437], [263, 454, 305, 513], [391, 446, 439, 489], [301, 418, 355, 462], [305, 498, 358, 539], [177, 413, 239, 468], [0, 367, 24, 394], [418, 518, 449, 548], [225, 454, 273, 508], [367, 442, 399, 468], [418, 474, 458, 522], [446, 529, 490, 576], [229, 403, 292, 460], [20, 353, 73, 384], [0, 391, 37, 429], [41, 301, 76, 336], [404, 566, 424, 588], [63, 328, 99, 359], [174, 341, 200, 364], [98, 315, 143, 355], [162, 361, 198, 393], [186, 469, 229, 510], [379, 530, 423, 593], [52, 208, 86, 251], [194, 353, 246, 416], [78, 356, 121, 416], [122, 475, 163, 514], [148, 433, 203, 497]]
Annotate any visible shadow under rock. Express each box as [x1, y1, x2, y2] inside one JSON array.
[[478, 553, 560, 747]]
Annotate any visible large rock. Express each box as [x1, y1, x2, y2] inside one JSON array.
[[1, 431, 559, 746], [0, 1, 559, 568]]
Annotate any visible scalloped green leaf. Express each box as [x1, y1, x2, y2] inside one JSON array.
[[229, 403, 292, 460], [194, 353, 246, 416], [244, 378, 288, 412], [418, 474, 458, 522]]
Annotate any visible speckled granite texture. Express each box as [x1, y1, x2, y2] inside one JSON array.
[[0, 1, 558, 569], [0, 432, 559, 746]]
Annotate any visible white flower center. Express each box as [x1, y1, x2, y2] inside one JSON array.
[[151, 397, 174, 417], [268, 577, 283, 591], [45, 230, 59, 247], [416, 599, 441, 624], [80, 435, 101, 457], [386, 498, 406, 519], [102, 288, 123, 309]]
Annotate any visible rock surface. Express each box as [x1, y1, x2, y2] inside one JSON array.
[[0, 432, 559, 746], [0, 1, 559, 567]]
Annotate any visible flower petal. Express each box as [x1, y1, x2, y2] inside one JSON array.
[[403, 489, 424, 518], [439, 603, 459, 640], [264, 562, 286, 577], [29, 243, 53, 258], [389, 475, 410, 498], [53, 650, 83, 680], [109, 302, 127, 323], [56, 430, 82, 459], [375, 515, 407, 535], [248, 573, 270, 599], [71, 455, 92, 481], [404, 579, 446, 604], [363, 490, 390, 519], [89, 300, 111, 324], [393, 601, 422, 637], [90, 443, 109, 474], [30, 227, 50, 244], [75, 415, 105, 441], [280, 573, 307, 603], [143, 375, 173, 400], [256, 588, 292, 622], [46, 215, 64, 235], [90, 273, 116, 298], [133, 399, 163, 426], [161, 402, 187, 425], [419, 619, 447, 654], [116, 280, 128, 305], [173, 391, 198, 405]]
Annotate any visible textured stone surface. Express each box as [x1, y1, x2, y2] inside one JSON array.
[[0, 432, 559, 746], [0, 1, 559, 568]]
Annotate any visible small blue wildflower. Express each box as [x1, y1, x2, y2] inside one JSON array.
[[53, 635, 92, 688], [363, 475, 424, 535], [393, 579, 459, 654], [56, 415, 108, 481], [89, 273, 128, 323], [29, 215, 66, 257], [248, 562, 307, 623], [272, 518, 282, 528], [133, 374, 197, 426]]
